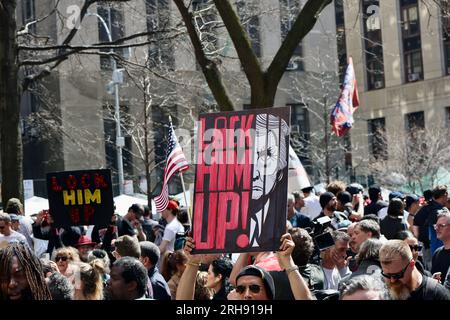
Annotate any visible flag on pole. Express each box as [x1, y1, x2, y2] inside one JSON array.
[[330, 56, 360, 137], [154, 121, 189, 213]]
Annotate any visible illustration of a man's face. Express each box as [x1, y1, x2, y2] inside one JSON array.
[[252, 128, 280, 200]]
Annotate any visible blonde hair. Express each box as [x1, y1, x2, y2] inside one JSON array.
[[74, 259, 105, 300], [53, 246, 80, 262], [379, 240, 412, 265], [194, 271, 214, 300]]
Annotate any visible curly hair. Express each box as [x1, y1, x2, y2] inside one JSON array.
[[289, 227, 314, 266]]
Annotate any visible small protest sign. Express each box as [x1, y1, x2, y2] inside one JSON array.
[[46, 169, 114, 227]]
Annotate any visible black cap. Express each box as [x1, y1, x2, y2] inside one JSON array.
[[320, 192, 335, 208], [346, 183, 364, 195], [405, 194, 419, 210], [301, 186, 314, 193], [236, 265, 275, 300]]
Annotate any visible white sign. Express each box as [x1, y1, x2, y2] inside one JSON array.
[[23, 180, 34, 200]]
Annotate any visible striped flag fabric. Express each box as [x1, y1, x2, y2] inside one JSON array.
[[154, 122, 189, 212], [330, 56, 360, 137]]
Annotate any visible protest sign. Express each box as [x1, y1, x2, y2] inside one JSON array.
[[46, 169, 114, 227], [192, 107, 290, 253]]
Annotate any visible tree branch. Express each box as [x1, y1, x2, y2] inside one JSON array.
[[213, 0, 264, 91], [266, 0, 332, 87], [173, 0, 234, 111]]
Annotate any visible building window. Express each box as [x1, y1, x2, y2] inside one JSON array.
[[441, 1, 450, 74], [362, 0, 385, 90], [405, 111, 425, 132], [335, 0, 347, 84], [288, 103, 311, 169], [146, 0, 174, 69], [103, 105, 133, 195], [22, 0, 36, 32], [236, 1, 261, 58], [400, 0, 423, 82], [279, 0, 303, 71], [98, 4, 126, 70], [368, 117, 387, 160]]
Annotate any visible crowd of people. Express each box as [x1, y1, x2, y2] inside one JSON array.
[[0, 182, 449, 300]]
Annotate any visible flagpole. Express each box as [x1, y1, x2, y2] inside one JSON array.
[[179, 171, 192, 226], [169, 115, 192, 227]]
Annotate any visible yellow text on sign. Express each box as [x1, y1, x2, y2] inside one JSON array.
[[63, 189, 101, 205]]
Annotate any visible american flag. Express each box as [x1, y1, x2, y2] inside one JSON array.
[[154, 122, 189, 212], [330, 56, 360, 137]]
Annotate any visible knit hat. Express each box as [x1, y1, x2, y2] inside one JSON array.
[[236, 265, 275, 300], [320, 192, 335, 209]]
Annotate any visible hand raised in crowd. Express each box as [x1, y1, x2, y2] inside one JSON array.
[[276, 233, 296, 270]]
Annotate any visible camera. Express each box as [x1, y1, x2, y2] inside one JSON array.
[[306, 216, 335, 264]]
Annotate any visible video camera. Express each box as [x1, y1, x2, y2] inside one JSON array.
[[306, 216, 335, 265]]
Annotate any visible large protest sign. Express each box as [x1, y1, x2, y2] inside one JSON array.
[[46, 169, 114, 227], [192, 107, 290, 254]]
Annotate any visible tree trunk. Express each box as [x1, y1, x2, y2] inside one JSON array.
[[0, 0, 23, 205]]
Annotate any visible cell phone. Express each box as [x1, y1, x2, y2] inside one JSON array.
[[315, 232, 335, 251]]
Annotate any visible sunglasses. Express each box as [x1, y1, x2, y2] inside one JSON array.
[[409, 245, 422, 252], [55, 256, 68, 262], [0, 226, 5, 229], [235, 284, 262, 294], [381, 260, 411, 280]]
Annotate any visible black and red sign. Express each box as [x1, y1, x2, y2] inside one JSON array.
[[192, 107, 290, 254], [46, 169, 114, 227]]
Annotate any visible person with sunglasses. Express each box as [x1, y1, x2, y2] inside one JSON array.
[[53, 247, 80, 282], [395, 230, 430, 277], [176, 233, 313, 300], [431, 208, 450, 285], [379, 240, 449, 300]]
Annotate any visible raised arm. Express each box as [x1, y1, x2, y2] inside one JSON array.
[[175, 237, 201, 300], [277, 233, 314, 300]]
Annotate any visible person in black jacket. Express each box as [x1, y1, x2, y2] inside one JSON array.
[[380, 198, 408, 240], [364, 186, 388, 216], [139, 241, 171, 300]]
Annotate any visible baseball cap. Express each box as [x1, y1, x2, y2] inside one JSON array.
[[389, 191, 405, 200], [8, 214, 20, 222]]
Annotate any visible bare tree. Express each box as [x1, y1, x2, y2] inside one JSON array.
[[368, 123, 450, 193]]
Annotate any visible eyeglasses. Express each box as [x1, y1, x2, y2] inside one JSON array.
[[381, 260, 411, 280], [434, 223, 449, 230], [55, 256, 68, 262], [235, 284, 262, 294], [409, 245, 423, 252]]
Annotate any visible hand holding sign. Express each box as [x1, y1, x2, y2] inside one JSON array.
[[184, 236, 221, 265]]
